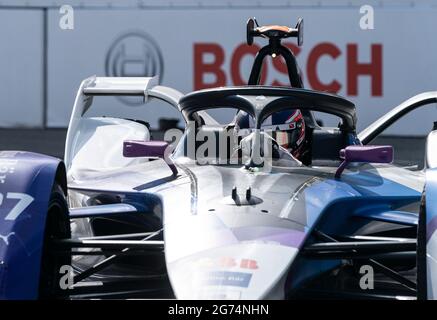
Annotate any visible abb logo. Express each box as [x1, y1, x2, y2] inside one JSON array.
[[218, 257, 259, 270], [194, 42, 383, 96], [196, 256, 259, 270]]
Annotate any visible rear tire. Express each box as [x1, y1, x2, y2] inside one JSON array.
[[38, 183, 71, 299]]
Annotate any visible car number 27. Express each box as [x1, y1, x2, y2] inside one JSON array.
[[0, 192, 34, 220]]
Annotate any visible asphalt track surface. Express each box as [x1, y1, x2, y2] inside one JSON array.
[[0, 129, 427, 166]]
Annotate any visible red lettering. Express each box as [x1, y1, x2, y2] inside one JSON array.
[[194, 43, 226, 90], [347, 44, 382, 96], [240, 259, 259, 270], [307, 42, 341, 93], [272, 42, 301, 87], [231, 43, 267, 85], [193, 42, 383, 97]]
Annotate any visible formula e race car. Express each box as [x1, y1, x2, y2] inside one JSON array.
[[1, 18, 437, 300]]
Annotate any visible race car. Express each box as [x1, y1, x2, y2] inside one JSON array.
[[0, 18, 436, 300]]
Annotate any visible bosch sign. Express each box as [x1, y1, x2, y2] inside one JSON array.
[[194, 42, 382, 96], [45, 7, 435, 134]]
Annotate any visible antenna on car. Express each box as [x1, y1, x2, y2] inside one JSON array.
[[246, 17, 304, 88]]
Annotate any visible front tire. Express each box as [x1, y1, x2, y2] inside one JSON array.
[[417, 191, 427, 300], [38, 183, 71, 299]]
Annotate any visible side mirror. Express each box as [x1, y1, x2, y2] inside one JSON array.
[[123, 140, 178, 176], [335, 145, 393, 178]]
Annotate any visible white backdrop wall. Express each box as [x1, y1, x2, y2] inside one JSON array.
[[2, 2, 437, 135], [0, 9, 44, 127]]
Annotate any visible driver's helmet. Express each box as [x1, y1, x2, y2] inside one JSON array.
[[234, 109, 306, 159]]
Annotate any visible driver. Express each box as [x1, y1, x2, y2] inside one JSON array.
[[234, 109, 306, 160]]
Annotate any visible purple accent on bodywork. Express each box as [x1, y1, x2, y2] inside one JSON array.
[[232, 226, 306, 248], [336, 145, 393, 178], [123, 140, 178, 176], [165, 216, 306, 264], [426, 169, 437, 244], [0, 151, 64, 299]]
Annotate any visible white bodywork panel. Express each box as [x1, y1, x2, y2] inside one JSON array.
[[67, 117, 150, 182], [426, 130, 437, 169], [83, 77, 158, 96]]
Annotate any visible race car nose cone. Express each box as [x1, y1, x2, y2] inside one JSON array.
[[167, 242, 298, 300]]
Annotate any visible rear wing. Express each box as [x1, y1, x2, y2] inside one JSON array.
[[82, 76, 159, 96], [67, 75, 182, 120], [64, 76, 183, 169]]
